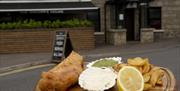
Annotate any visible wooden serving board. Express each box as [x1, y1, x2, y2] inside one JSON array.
[[67, 67, 178, 91], [35, 67, 178, 91]]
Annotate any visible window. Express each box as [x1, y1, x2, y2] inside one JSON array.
[[87, 9, 100, 32], [148, 7, 161, 29]]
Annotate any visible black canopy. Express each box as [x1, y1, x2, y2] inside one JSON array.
[[0, 2, 98, 12]]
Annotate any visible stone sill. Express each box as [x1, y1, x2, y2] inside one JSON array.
[[141, 28, 155, 32], [94, 32, 104, 35], [108, 29, 127, 32], [154, 29, 165, 33]]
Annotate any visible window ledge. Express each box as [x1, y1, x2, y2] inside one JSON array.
[[94, 32, 104, 35], [154, 29, 164, 33]]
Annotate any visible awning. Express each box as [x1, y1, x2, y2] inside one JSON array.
[[0, 2, 98, 12]]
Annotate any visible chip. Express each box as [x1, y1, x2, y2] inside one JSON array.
[[128, 57, 147, 66], [150, 69, 164, 87], [112, 57, 165, 91]]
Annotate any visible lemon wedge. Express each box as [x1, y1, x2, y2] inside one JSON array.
[[117, 66, 144, 91]]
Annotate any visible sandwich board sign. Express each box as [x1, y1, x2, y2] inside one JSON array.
[[52, 31, 73, 62]]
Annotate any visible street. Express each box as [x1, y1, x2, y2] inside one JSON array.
[[0, 46, 179, 91], [0, 65, 53, 91]]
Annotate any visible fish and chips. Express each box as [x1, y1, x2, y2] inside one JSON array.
[[35, 51, 84, 91], [35, 51, 167, 91], [113, 57, 165, 91]]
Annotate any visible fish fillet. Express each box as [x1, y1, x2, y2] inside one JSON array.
[[36, 51, 84, 91]]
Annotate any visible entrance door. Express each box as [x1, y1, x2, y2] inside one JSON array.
[[125, 8, 135, 41]]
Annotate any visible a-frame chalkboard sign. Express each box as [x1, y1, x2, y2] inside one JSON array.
[[52, 31, 73, 62]]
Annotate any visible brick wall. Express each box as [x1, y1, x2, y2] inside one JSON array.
[[68, 28, 95, 50], [0, 30, 54, 53], [150, 0, 180, 38], [0, 28, 95, 54]]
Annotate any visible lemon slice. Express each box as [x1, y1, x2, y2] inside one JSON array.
[[117, 66, 144, 91]]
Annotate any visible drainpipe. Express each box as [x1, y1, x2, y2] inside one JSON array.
[[140, 0, 149, 28], [104, 2, 107, 43]]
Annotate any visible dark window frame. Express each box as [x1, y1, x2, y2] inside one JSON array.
[[148, 7, 162, 29]]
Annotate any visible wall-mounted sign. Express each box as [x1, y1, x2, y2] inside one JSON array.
[[119, 14, 124, 20], [126, 3, 138, 8], [50, 10, 64, 13], [140, 3, 147, 6]]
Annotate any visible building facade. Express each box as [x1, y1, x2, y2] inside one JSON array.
[[92, 0, 180, 44], [0, 0, 101, 32], [0, 0, 179, 45], [149, 0, 180, 38]]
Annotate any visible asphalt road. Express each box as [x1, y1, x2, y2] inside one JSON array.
[[0, 46, 179, 91], [0, 66, 53, 91]]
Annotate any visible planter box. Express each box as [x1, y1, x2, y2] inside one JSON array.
[[0, 28, 95, 54]]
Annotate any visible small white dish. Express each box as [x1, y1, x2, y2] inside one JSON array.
[[78, 67, 117, 91]]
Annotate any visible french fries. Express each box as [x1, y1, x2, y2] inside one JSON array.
[[113, 57, 165, 91], [112, 63, 127, 72], [128, 57, 146, 66], [143, 73, 151, 83], [150, 69, 164, 86], [144, 83, 152, 91]]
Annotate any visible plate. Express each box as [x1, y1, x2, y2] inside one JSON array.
[[67, 67, 177, 91], [34, 66, 177, 91]]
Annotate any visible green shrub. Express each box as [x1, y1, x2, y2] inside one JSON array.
[[0, 19, 93, 30], [6, 22, 14, 29], [0, 23, 6, 30], [43, 20, 51, 28], [15, 21, 22, 29]]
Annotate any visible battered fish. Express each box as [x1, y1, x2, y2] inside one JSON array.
[[36, 51, 84, 91]]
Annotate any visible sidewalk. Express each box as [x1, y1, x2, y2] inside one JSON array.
[[0, 38, 179, 73], [80, 38, 180, 61]]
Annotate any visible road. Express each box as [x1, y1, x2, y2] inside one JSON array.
[[0, 46, 179, 91], [0, 65, 53, 91]]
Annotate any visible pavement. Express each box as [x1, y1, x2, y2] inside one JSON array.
[[0, 38, 179, 73], [80, 38, 180, 59]]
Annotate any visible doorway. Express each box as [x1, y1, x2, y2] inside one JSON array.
[[125, 8, 135, 41]]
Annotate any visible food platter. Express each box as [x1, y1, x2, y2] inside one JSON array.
[[64, 68, 177, 91], [35, 51, 178, 91], [35, 66, 177, 91]]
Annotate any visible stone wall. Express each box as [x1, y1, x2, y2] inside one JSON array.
[[0, 28, 95, 54], [141, 28, 154, 43], [92, 0, 106, 32], [94, 32, 105, 45], [150, 0, 180, 38], [107, 29, 126, 46]]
